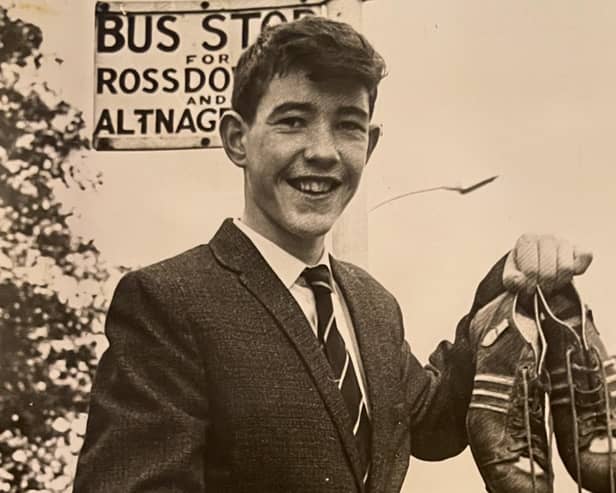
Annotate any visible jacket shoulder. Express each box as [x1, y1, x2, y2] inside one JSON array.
[[140, 244, 213, 276], [334, 259, 399, 307], [117, 244, 220, 296]]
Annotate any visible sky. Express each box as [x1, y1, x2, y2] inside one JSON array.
[[7, 1, 616, 491]]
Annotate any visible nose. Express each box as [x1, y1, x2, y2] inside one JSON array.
[[303, 122, 340, 167]]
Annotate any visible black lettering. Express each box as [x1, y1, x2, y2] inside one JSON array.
[[117, 109, 134, 134], [209, 67, 230, 92], [293, 8, 315, 20], [134, 109, 153, 133], [261, 11, 286, 30], [118, 68, 140, 93], [202, 14, 228, 50], [142, 68, 158, 93], [185, 68, 207, 93], [161, 68, 179, 92], [97, 14, 124, 52], [215, 95, 226, 104], [157, 15, 180, 52], [187, 95, 212, 105], [219, 54, 229, 64], [197, 108, 216, 132], [155, 109, 174, 133], [127, 15, 152, 53], [96, 67, 117, 94], [231, 11, 260, 49], [94, 109, 115, 134], [176, 108, 197, 133]]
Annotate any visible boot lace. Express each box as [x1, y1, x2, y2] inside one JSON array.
[[564, 346, 616, 493], [509, 367, 551, 492]]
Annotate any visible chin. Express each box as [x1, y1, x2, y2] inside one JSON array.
[[290, 216, 337, 240]]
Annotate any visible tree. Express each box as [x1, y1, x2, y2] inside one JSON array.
[[0, 6, 108, 491]]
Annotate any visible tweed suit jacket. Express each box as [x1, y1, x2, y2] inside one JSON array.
[[74, 219, 504, 492]]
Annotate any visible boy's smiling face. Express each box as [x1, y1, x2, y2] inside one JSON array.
[[236, 69, 379, 256]]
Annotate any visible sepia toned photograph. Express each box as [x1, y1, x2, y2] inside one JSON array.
[[2, 1, 616, 491]]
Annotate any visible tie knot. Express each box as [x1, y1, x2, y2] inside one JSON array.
[[302, 264, 332, 292]]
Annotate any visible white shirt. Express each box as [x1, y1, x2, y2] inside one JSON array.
[[233, 219, 370, 412]]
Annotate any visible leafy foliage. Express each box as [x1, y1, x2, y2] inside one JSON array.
[[0, 6, 108, 491]]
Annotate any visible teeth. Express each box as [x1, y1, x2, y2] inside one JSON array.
[[295, 180, 333, 193]]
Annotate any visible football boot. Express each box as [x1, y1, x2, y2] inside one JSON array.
[[467, 291, 552, 493], [537, 284, 616, 493]]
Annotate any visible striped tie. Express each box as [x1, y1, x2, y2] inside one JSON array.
[[303, 265, 371, 484]]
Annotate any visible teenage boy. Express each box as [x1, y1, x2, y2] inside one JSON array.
[[74, 16, 592, 492]]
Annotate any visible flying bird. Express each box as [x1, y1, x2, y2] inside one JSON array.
[[369, 175, 499, 212]]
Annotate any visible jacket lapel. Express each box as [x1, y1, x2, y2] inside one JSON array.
[[209, 220, 365, 489], [331, 258, 401, 492]]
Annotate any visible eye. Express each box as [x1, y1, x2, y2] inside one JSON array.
[[338, 120, 366, 132], [276, 117, 305, 129]]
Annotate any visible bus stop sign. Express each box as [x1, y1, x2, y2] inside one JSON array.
[[93, 0, 328, 150]]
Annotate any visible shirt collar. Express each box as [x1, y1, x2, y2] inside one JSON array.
[[233, 218, 331, 289]]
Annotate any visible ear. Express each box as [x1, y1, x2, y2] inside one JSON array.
[[365, 123, 381, 164], [219, 110, 249, 168]]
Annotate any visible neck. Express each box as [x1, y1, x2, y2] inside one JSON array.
[[241, 213, 325, 265]]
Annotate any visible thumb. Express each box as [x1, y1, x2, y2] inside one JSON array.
[[573, 247, 593, 275], [504, 270, 527, 292], [503, 251, 530, 293]]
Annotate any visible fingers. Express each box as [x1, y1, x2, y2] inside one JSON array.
[[553, 237, 574, 293], [513, 234, 539, 295], [573, 247, 593, 275], [503, 250, 526, 292], [504, 234, 593, 295], [537, 235, 559, 294]]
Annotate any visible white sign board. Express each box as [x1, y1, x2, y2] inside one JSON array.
[[93, 0, 328, 150]]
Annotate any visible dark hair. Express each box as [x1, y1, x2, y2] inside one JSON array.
[[232, 16, 387, 124]]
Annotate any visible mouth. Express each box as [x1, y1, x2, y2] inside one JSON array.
[[286, 176, 341, 195]]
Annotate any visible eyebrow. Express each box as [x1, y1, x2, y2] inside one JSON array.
[[337, 106, 369, 120], [267, 102, 369, 120], [268, 102, 315, 119]]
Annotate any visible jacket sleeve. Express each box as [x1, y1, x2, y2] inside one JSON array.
[[404, 255, 507, 461], [73, 270, 207, 492]]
